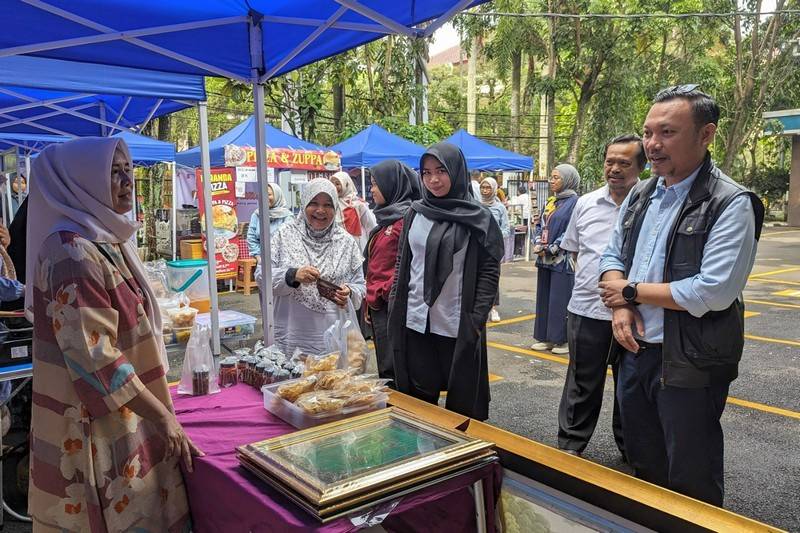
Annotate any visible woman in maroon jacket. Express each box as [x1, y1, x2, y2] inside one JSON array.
[[365, 160, 421, 383]]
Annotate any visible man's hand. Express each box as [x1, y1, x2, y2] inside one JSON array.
[[611, 306, 645, 353], [599, 278, 629, 308], [295, 266, 320, 284], [0, 225, 10, 248]]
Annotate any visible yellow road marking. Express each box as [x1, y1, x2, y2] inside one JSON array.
[[743, 311, 760, 318], [487, 313, 536, 328], [487, 341, 800, 421], [745, 334, 800, 348], [752, 278, 800, 287], [745, 298, 800, 310], [749, 266, 800, 279], [760, 229, 800, 238], [489, 373, 503, 383], [772, 289, 800, 297]]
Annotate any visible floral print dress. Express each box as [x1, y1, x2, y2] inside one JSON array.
[[29, 232, 190, 533]]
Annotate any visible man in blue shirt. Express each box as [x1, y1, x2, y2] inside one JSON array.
[[598, 86, 763, 506]]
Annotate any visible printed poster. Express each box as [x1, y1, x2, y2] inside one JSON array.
[[196, 167, 240, 278]]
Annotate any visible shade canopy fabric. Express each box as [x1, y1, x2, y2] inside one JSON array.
[[0, 56, 205, 143], [0, 0, 488, 83], [330, 124, 426, 169], [176, 116, 323, 168], [444, 129, 534, 171], [0, 130, 176, 164]]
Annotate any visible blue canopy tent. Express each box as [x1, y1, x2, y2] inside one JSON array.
[[329, 124, 426, 198], [445, 129, 535, 171], [0, 0, 490, 350], [176, 115, 323, 168], [0, 131, 176, 165]]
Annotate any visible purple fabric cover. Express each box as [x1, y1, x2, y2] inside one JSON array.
[[172, 384, 501, 532]]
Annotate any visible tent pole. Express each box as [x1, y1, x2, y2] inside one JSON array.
[[2, 174, 9, 225], [526, 170, 533, 262], [253, 82, 275, 346], [198, 102, 221, 355], [25, 152, 31, 186], [360, 166, 366, 200], [171, 162, 177, 261]]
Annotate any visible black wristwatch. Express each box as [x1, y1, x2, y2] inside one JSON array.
[[622, 282, 640, 305]]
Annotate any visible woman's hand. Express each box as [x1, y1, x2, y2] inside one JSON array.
[[156, 414, 204, 473], [295, 266, 320, 284], [333, 285, 351, 308], [0, 225, 10, 247]]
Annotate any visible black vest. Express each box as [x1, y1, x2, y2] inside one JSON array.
[[619, 154, 764, 387]]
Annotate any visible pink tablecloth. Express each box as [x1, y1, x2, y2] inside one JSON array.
[[172, 384, 501, 533]]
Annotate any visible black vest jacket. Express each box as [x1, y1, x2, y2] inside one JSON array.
[[618, 153, 764, 387]]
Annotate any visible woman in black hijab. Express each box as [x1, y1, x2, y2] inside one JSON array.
[[389, 143, 504, 420], [364, 160, 420, 383]]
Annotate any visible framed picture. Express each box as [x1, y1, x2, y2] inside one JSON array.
[[237, 407, 496, 519]]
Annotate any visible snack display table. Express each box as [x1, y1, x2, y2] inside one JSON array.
[[172, 384, 502, 533]]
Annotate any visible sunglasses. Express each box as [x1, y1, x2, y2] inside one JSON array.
[[655, 83, 700, 100]]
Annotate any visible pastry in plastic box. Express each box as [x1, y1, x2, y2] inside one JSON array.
[[295, 391, 346, 415], [342, 391, 383, 408], [169, 307, 198, 328], [346, 330, 367, 373], [314, 369, 355, 391], [276, 375, 318, 402]]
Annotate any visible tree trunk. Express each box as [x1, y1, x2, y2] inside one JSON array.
[[333, 82, 345, 131], [539, 2, 557, 177], [157, 115, 171, 141], [566, 54, 604, 164], [467, 37, 479, 134], [510, 50, 521, 152]]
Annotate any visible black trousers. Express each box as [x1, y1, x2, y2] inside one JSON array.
[[558, 312, 624, 455], [370, 306, 394, 386], [404, 326, 457, 405], [617, 346, 729, 506]]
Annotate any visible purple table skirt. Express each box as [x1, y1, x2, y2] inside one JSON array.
[[172, 384, 501, 533]]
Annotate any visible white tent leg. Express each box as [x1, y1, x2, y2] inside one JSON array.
[[5, 174, 14, 222], [24, 153, 31, 183], [171, 162, 177, 260], [198, 102, 221, 355], [253, 82, 275, 346], [360, 166, 366, 200]]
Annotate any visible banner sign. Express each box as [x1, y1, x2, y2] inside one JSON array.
[[224, 144, 340, 171], [196, 167, 240, 277]]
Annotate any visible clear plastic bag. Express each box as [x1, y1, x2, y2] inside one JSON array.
[[178, 324, 220, 396], [324, 301, 368, 374]]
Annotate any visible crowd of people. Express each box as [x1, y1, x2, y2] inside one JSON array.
[[7, 85, 763, 530]]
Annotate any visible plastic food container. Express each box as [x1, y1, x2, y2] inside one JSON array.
[[196, 310, 256, 340], [167, 307, 198, 328], [173, 326, 193, 344], [166, 260, 210, 302], [262, 380, 387, 429]]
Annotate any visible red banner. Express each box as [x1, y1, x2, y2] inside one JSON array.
[[224, 144, 340, 171], [196, 167, 241, 278]]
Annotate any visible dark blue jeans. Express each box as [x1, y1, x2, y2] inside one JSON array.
[[617, 346, 729, 506]]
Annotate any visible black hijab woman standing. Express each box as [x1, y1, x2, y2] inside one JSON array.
[[365, 160, 420, 383], [389, 143, 504, 420]]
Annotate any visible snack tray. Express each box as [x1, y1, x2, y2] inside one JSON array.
[[262, 380, 387, 430]]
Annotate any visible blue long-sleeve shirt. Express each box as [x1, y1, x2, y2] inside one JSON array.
[[599, 169, 757, 343], [0, 276, 24, 302], [247, 211, 290, 258]]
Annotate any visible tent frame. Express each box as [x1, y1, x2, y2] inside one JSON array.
[[4, 0, 481, 352]]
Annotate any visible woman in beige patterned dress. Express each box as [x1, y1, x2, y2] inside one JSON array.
[[25, 137, 202, 532]]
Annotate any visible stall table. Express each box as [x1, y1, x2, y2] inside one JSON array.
[[173, 384, 501, 533]]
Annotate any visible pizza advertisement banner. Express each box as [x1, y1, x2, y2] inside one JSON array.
[[224, 144, 341, 171], [196, 167, 241, 278]]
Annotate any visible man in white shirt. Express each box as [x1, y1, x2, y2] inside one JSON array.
[[557, 134, 645, 457], [510, 183, 531, 225]]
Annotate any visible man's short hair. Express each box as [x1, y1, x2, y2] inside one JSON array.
[[653, 84, 720, 128], [604, 134, 646, 170], [470, 170, 482, 181]]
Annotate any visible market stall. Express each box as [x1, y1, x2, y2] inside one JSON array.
[[175, 116, 341, 282], [329, 124, 426, 199], [444, 128, 536, 261]]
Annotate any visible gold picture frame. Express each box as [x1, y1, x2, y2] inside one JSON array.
[[237, 407, 496, 519]]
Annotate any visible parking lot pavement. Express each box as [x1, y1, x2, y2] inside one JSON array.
[[483, 226, 800, 532]]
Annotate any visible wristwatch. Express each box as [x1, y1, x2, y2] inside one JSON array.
[[622, 282, 640, 305]]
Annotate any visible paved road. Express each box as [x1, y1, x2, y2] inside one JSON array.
[[483, 226, 800, 532]]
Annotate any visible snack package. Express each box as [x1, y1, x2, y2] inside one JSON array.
[[178, 324, 220, 396], [314, 369, 356, 391], [295, 391, 346, 415], [303, 352, 340, 376], [324, 302, 368, 374], [334, 377, 392, 395], [276, 376, 318, 402]]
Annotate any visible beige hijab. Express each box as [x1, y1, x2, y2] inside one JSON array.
[[25, 137, 167, 369]]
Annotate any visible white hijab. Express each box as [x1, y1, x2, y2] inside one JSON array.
[[25, 137, 167, 369], [271, 179, 362, 313]]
